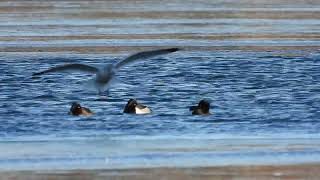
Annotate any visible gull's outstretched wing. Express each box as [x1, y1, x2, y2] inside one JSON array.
[[33, 64, 99, 76], [114, 48, 180, 69]]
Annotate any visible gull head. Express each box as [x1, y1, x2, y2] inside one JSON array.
[[102, 64, 113, 73], [96, 64, 114, 83]]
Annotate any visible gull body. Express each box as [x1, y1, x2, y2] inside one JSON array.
[[33, 48, 179, 94]]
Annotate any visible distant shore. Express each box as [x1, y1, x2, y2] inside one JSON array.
[[1, 0, 320, 54], [1, 163, 320, 180]]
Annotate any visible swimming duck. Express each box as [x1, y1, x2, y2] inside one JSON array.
[[123, 99, 152, 114], [189, 100, 211, 115], [69, 102, 93, 116]]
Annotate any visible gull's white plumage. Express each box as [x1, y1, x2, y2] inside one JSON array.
[[33, 48, 179, 94]]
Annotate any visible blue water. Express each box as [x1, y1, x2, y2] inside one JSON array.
[[1, 0, 320, 170], [1, 50, 320, 170]]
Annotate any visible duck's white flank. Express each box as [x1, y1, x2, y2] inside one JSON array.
[[135, 107, 152, 114]]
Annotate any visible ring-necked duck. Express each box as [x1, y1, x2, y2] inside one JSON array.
[[123, 99, 152, 114], [190, 100, 211, 115], [69, 102, 93, 116]]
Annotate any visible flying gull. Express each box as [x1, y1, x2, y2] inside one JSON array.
[[33, 48, 180, 95]]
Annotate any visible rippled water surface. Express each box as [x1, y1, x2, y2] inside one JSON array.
[[0, 0, 320, 170]]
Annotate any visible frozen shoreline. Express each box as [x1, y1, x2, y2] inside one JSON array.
[[1, 163, 320, 180]]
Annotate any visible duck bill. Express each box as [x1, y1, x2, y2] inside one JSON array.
[[189, 106, 197, 111]]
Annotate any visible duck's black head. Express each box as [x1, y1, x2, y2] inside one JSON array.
[[190, 99, 211, 115], [123, 99, 138, 113], [198, 100, 210, 113], [70, 102, 82, 115]]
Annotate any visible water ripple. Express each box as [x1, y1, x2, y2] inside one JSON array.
[[0, 51, 320, 138]]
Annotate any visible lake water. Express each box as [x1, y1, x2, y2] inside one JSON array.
[[0, 0, 320, 170]]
